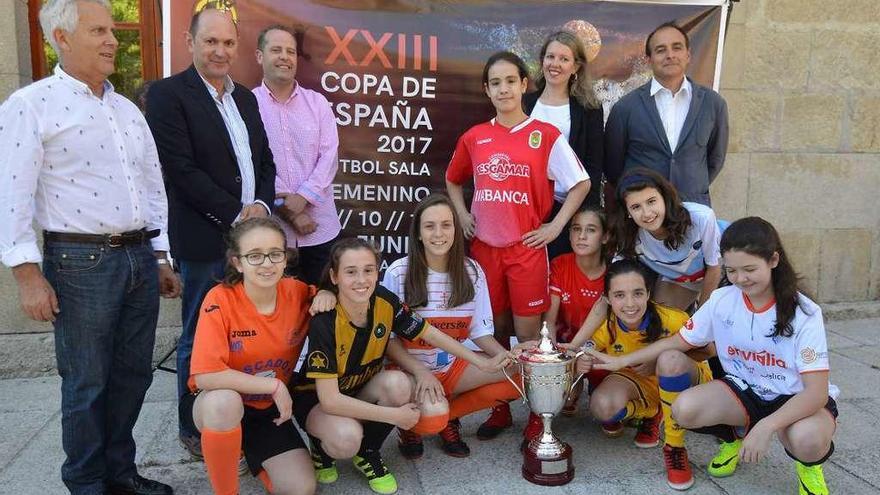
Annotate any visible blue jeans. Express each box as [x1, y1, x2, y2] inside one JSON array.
[[43, 241, 159, 495], [176, 258, 225, 437]]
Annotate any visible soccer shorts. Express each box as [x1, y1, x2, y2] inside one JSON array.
[[470, 237, 549, 316], [718, 375, 839, 433], [611, 361, 713, 413], [181, 391, 307, 476]]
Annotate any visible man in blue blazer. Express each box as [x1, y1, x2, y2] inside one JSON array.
[[145, 6, 275, 454], [605, 22, 728, 206]]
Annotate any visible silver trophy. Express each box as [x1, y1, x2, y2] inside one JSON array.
[[503, 322, 585, 486]]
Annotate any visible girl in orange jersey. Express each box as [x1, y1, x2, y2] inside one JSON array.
[[182, 217, 336, 495], [381, 194, 523, 459]]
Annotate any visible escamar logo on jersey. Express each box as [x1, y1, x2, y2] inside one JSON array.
[[375, 323, 387, 338], [475, 153, 531, 182], [528, 130, 542, 149]]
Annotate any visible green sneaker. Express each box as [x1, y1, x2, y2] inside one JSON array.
[[309, 446, 338, 484], [707, 439, 742, 478], [796, 462, 828, 495], [353, 451, 398, 494]]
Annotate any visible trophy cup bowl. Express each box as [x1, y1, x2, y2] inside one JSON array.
[[503, 324, 585, 486]]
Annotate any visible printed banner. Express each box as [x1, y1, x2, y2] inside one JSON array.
[[167, 0, 726, 268]]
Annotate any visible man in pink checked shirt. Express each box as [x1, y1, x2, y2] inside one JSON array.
[[254, 25, 342, 285]]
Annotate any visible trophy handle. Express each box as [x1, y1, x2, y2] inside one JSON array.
[[569, 349, 587, 397], [501, 364, 528, 406]]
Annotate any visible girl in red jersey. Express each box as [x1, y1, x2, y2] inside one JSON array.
[[543, 206, 609, 416], [183, 218, 335, 495], [446, 51, 590, 435], [381, 194, 523, 459]]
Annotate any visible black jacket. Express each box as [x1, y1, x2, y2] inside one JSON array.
[[145, 65, 276, 261], [523, 91, 604, 207]]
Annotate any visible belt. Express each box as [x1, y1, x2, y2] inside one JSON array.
[[43, 229, 160, 248]]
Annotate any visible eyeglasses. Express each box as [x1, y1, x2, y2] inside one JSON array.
[[239, 251, 286, 266]]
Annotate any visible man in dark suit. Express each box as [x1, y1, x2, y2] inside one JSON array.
[[145, 6, 275, 455], [605, 22, 728, 206]]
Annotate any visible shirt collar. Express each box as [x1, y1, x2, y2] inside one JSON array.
[[650, 77, 690, 98], [617, 312, 651, 333], [53, 65, 114, 98], [198, 72, 235, 100], [261, 79, 299, 104]]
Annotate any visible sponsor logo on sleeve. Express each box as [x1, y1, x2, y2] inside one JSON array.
[[204, 304, 220, 313], [308, 351, 329, 370], [800, 347, 817, 364]]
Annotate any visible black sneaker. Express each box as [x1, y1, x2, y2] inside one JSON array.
[[397, 427, 424, 460], [107, 475, 173, 495], [439, 420, 470, 458]]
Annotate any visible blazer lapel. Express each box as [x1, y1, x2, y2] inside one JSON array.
[[568, 95, 583, 148], [184, 66, 236, 161], [638, 85, 672, 153], [676, 80, 705, 152]]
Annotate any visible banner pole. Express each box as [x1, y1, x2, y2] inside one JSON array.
[[162, 0, 171, 78], [712, 0, 731, 91]]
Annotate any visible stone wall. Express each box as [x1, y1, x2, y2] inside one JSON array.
[[711, 0, 880, 303]]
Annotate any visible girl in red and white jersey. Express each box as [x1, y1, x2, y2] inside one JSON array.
[[381, 194, 522, 459], [446, 51, 590, 435], [586, 217, 839, 494]]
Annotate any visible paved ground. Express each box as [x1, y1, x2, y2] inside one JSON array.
[[1, 318, 879, 494]]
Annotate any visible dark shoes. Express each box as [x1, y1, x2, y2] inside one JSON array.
[[397, 428, 425, 460], [106, 475, 173, 495], [438, 420, 470, 458]]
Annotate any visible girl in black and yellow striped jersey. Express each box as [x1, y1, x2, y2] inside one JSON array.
[[292, 238, 511, 495]]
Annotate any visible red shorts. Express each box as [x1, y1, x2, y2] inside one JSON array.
[[470, 238, 549, 317]]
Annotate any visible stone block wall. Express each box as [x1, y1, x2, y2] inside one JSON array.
[[712, 0, 880, 302]]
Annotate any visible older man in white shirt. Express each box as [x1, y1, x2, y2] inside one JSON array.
[[0, 1, 178, 494]]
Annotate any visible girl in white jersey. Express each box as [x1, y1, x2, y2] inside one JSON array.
[[382, 194, 522, 459], [586, 217, 838, 495], [613, 167, 722, 311]]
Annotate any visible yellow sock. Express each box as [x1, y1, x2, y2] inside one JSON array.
[[659, 373, 691, 448]]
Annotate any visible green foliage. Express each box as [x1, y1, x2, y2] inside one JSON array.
[[40, 0, 143, 102]]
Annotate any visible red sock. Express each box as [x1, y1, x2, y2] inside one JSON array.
[[202, 427, 242, 495], [448, 378, 521, 420]]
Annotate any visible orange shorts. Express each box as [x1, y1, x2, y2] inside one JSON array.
[[436, 357, 470, 396], [470, 238, 549, 316]]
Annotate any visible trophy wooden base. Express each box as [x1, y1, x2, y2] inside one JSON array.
[[522, 440, 574, 486]]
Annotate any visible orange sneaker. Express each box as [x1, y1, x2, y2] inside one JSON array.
[[662, 444, 695, 490]]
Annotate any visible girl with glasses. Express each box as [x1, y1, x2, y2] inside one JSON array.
[[182, 217, 335, 495]]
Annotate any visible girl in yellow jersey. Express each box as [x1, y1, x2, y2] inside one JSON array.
[[576, 259, 712, 475]]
